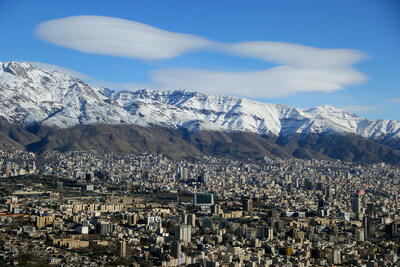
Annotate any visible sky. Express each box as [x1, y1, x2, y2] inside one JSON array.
[[0, 0, 400, 120]]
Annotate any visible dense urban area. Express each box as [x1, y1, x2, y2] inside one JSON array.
[[0, 149, 399, 266]]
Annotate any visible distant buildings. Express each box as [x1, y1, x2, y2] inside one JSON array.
[[0, 149, 399, 266]]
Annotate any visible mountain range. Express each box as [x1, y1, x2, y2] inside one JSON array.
[[1, 61, 400, 164]]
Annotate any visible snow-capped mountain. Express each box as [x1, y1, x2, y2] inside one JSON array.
[[1, 61, 400, 145]]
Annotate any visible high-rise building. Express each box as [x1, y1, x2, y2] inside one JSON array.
[[213, 204, 222, 215], [175, 224, 191, 244], [182, 168, 188, 180], [363, 215, 373, 240], [170, 241, 181, 259], [4, 161, 11, 177], [127, 214, 137, 226], [326, 248, 341, 265], [333, 249, 341, 264], [36, 216, 46, 229], [266, 227, 274, 240], [385, 223, 398, 237], [356, 228, 364, 241], [118, 240, 127, 258], [188, 214, 196, 227], [243, 199, 253, 211], [181, 213, 188, 224], [351, 195, 361, 219], [95, 222, 117, 235]]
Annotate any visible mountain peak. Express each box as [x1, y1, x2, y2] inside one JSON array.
[[0, 60, 400, 144], [2, 61, 34, 77], [307, 104, 341, 112], [305, 104, 358, 118]]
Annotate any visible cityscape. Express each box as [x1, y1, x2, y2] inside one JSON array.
[[1, 1, 400, 266], [0, 149, 399, 266]]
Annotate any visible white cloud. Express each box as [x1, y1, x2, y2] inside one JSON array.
[[35, 15, 367, 98], [149, 66, 366, 98], [340, 105, 381, 114], [35, 16, 214, 60], [222, 41, 366, 68]]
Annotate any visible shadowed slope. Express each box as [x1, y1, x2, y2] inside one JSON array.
[[0, 119, 399, 165]]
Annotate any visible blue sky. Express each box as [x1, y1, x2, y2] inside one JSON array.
[[1, 0, 399, 120]]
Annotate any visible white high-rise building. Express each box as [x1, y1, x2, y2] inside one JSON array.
[[175, 224, 191, 244], [188, 214, 196, 227], [267, 227, 274, 240]]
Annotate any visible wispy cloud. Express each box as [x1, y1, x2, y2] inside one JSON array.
[[35, 15, 367, 98], [340, 105, 381, 114]]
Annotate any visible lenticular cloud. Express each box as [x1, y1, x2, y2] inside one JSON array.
[[36, 16, 214, 60], [151, 66, 366, 98], [35, 15, 367, 98]]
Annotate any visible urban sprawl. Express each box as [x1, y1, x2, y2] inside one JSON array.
[[0, 150, 399, 266]]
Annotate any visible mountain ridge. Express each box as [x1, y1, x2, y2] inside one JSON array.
[[1, 60, 400, 153]]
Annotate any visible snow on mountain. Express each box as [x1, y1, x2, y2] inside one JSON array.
[[1, 61, 400, 145], [0, 61, 134, 127]]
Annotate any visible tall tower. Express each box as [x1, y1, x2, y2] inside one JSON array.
[[118, 240, 127, 257], [351, 195, 361, 219], [363, 215, 372, 240]]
